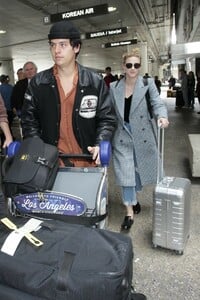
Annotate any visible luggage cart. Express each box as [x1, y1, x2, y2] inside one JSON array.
[[5, 141, 111, 229]]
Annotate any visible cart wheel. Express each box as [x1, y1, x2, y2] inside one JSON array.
[[7, 141, 21, 157], [175, 250, 184, 255], [7, 197, 15, 215], [99, 141, 111, 167]]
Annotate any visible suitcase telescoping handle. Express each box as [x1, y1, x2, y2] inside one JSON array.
[[157, 125, 165, 184]]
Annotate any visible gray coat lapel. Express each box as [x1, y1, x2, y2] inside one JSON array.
[[111, 79, 125, 122]]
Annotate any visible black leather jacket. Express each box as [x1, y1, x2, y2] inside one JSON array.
[[21, 64, 116, 153]]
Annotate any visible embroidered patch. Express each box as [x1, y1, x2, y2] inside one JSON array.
[[79, 95, 97, 118], [13, 192, 87, 216]]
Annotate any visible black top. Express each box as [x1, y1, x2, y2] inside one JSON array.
[[124, 95, 132, 122]]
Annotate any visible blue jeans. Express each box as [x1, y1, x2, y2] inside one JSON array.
[[121, 174, 142, 206]]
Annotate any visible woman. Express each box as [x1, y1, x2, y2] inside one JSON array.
[[196, 73, 200, 114], [187, 71, 195, 109], [110, 48, 169, 231], [0, 93, 13, 149]]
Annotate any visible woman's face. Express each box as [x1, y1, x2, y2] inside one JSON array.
[[123, 56, 141, 79]]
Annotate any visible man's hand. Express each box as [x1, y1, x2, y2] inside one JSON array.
[[3, 137, 13, 149], [87, 146, 100, 165]]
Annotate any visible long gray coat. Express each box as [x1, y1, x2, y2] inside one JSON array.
[[110, 76, 168, 187]]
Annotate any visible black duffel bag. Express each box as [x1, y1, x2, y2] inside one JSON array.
[[0, 216, 133, 300], [2, 137, 59, 197]]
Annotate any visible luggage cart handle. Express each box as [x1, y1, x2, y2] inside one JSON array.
[[59, 141, 111, 167], [157, 126, 165, 184], [59, 153, 92, 159], [7, 141, 111, 167]]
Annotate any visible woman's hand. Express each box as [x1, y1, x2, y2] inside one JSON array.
[[158, 118, 169, 128]]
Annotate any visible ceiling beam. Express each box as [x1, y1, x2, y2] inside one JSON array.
[[126, 0, 159, 56]]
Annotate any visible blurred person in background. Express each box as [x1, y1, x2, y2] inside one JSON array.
[[168, 75, 176, 89], [0, 94, 13, 149], [196, 71, 200, 114], [187, 71, 195, 109], [0, 75, 14, 143], [104, 66, 116, 88], [11, 61, 37, 118], [154, 75, 161, 95], [180, 69, 188, 108]]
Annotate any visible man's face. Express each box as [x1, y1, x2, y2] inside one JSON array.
[[49, 39, 80, 67], [24, 63, 37, 79], [105, 68, 111, 75]]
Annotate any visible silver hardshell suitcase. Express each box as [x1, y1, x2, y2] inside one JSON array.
[[152, 127, 191, 254]]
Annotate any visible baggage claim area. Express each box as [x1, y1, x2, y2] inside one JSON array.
[[0, 1, 200, 299]]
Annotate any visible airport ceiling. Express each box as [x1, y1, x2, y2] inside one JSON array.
[[0, 0, 187, 74]]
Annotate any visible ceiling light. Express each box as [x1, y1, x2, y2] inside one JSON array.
[[108, 6, 117, 12], [0, 30, 6, 34]]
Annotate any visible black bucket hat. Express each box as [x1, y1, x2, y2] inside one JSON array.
[[48, 20, 81, 40]]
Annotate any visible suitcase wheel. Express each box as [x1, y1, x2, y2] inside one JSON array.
[[152, 243, 184, 255], [7, 197, 16, 215], [175, 250, 184, 255]]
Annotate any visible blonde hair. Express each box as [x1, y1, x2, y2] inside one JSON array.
[[122, 48, 141, 64]]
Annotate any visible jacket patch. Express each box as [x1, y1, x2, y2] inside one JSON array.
[[79, 95, 97, 118], [24, 93, 32, 101]]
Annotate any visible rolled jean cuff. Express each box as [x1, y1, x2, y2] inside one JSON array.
[[121, 186, 137, 206], [123, 200, 137, 206]]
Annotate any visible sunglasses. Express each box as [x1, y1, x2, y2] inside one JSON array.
[[125, 63, 141, 69]]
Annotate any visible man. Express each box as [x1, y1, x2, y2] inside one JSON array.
[[21, 20, 116, 166], [168, 75, 176, 89], [104, 66, 116, 88], [11, 61, 37, 117], [180, 69, 188, 108], [0, 94, 13, 149], [0, 74, 14, 127], [16, 68, 25, 81]]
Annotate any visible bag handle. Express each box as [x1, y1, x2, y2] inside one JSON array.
[[57, 251, 75, 291]]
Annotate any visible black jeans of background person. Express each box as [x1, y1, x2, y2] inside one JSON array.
[[188, 88, 195, 108]]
